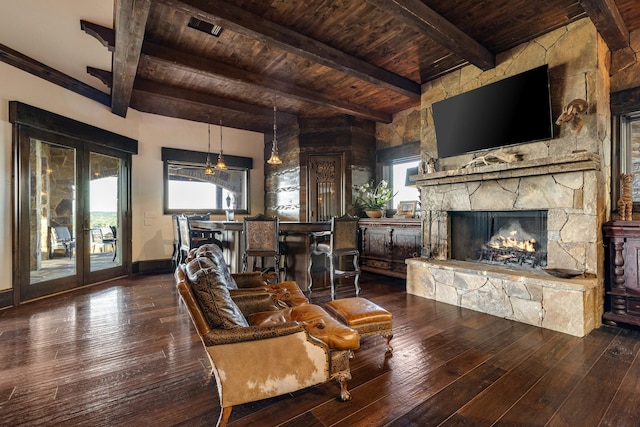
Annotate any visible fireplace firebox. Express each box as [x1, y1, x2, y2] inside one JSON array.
[[450, 210, 547, 269]]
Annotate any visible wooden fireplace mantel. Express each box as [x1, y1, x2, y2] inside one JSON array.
[[412, 152, 601, 187]]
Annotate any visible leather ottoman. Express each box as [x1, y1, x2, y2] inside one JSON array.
[[325, 297, 393, 353]]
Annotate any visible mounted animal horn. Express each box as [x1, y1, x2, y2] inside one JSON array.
[[555, 98, 588, 135]]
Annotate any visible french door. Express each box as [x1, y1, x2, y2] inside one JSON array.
[[16, 127, 130, 302]]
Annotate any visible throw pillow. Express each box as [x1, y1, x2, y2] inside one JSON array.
[[190, 244, 238, 289], [187, 256, 248, 329]]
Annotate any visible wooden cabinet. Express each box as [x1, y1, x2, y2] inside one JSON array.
[[359, 218, 421, 278], [603, 220, 640, 327]]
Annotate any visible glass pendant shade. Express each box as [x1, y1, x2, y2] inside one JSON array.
[[203, 157, 215, 175], [267, 105, 282, 165], [215, 120, 228, 170]]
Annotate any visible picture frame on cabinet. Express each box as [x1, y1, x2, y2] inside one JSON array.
[[397, 201, 417, 218]]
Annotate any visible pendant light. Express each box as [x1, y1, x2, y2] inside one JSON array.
[[203, 121, 214, 175], [215, 120, 228, 170], [267, 105, 282, 165]]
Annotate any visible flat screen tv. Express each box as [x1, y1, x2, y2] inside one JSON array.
[[432, 65, 553, 158]]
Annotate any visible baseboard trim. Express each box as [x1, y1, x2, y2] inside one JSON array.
[[0, 289, 14, 310], [132, 259, 173, 275], [0, 260, 173, 310]]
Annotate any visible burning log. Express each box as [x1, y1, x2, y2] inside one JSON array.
[[478, 223, 547, 268], [479, 246, 547, 267]]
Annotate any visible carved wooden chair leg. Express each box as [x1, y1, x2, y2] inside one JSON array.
[[336, 372, 352, 401], [353, 254, 361, 296], [217, 406, 232, 427], [382, 331, 394, 354]]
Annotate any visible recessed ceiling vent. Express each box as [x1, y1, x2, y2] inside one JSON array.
[[188, 17, 223, 37]]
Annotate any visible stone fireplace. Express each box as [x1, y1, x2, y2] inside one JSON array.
[[406, 153, 603, 336], [394, 19, 611, 338]]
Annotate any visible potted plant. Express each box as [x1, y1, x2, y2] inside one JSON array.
[[353, 180, 396, 218]]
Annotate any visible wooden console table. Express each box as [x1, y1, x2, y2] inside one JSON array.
[[603, 220, 640, 327], [358, 218, 421, 279]]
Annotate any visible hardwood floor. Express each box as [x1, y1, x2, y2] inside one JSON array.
[[1, 272, 640, 426]]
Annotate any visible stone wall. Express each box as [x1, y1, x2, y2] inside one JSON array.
[[422, 19, 608, 169]]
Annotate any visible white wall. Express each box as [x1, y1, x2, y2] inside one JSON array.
[[0, 62, 265, 291]]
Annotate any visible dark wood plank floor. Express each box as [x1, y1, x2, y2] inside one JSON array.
[[2, 273, 640, 426]]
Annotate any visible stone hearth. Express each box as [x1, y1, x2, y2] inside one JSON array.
[[407, 259, 598, 337]]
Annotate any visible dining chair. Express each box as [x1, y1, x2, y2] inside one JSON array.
[[90, 228, 105, 254], [178, 214, 208, 263], [308, 214, 360, 300], [108, 225, 118, 261], [171, 214, 182, 267], [242, 214, 282, 281], [177, 214, 224, 264], [101, 227, 116, 254]]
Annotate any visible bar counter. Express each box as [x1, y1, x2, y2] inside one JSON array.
[[189, 220, 331, 291]]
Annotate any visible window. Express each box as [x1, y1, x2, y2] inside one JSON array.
[[391, 159, 420, 209], [611, 86, 640, 214], [619, 113, 640, 206], [162, 147, 251, 214], [376, 142, 422, 213]]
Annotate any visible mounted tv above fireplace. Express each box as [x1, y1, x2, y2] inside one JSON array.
[[432, 65, 553, 158]]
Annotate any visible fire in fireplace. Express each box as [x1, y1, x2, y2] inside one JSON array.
[[450, 210, 547, 269]]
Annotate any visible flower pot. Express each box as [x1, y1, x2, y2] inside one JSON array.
[[365, 209, 383, 218]]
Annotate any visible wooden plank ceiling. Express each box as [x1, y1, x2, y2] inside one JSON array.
[[76, 0, 640, 133]]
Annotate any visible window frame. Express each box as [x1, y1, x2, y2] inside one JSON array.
[[161, 147, 252, 215], [376, 142, 421, 210], [611, 87, 640, 214]]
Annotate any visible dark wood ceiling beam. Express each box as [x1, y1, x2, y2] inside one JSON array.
[[156, 0, 420, 100], [366, 0, 495, 71], [132, 86, 272, 133], [142, 42, 393, 123], [0, 43, 110, 107], [580, 0, 630, 51], [112, 0, 151, 117], [611, 86, 640, 115], [88, 68, 297, 131], [133, 78, 298, 125], [80, 20, 115, 52]]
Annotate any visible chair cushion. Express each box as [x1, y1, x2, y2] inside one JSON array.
[[268, 281, 309, 306], [186, 256, 248, 329], [248, 304, 360, 351]]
